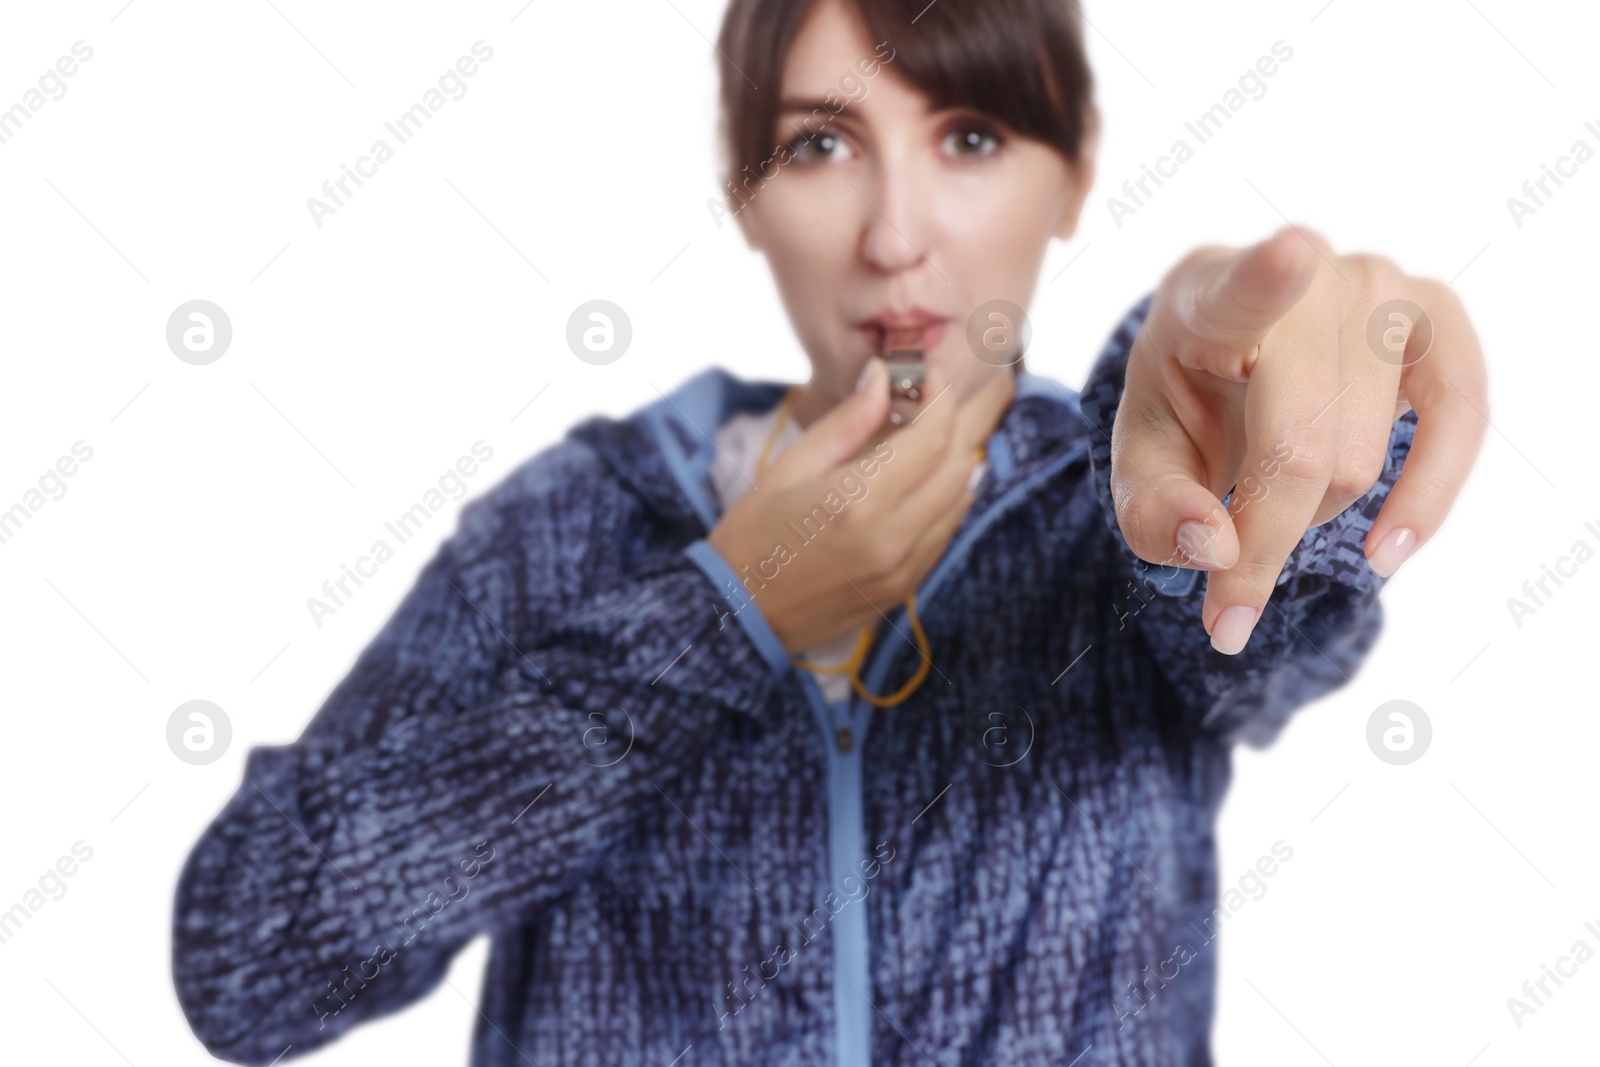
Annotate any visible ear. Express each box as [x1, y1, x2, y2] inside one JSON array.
[[1054, 104, 1099, 242]]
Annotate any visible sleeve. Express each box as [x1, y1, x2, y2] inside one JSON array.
[[1077, 291, 1420, 750], [170, 443, 789, 1065]]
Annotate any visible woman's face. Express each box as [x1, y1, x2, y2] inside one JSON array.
[[735, 0, 1097, 428]]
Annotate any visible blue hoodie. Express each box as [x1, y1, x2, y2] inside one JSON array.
[[172, 292, 1417, 1066]]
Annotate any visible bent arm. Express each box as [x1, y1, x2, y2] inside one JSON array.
[[171, 446, 784, 1064]]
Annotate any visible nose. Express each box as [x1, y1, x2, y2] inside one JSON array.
[[858, 147, 935, 275]]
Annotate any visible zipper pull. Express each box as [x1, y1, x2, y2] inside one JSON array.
[[834, 724, 854, 754]]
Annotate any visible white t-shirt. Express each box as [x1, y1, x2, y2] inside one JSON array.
[[709, 400, 988, 706]]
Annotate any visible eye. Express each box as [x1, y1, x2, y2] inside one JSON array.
[[782, 126, 852, 165], [941, 121, 1004, 159]]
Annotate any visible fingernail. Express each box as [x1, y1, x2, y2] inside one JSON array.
[[1176, 520, 1221, 568], [1210, 605, 1259, 656], [1367, 526, 1416, 578], [856, 357, 882, 394]]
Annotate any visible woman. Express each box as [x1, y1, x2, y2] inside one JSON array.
[[172, 0, 1484, 1064]]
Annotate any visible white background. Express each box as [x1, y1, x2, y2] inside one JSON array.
[[0, 1, 1592, 1064]]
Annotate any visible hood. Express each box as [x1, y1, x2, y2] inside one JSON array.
[[565, 365, 1094, 546]]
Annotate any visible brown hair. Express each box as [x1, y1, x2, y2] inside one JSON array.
[[714, 0, 1094, 199]]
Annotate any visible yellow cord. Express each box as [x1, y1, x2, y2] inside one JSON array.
[[752, 384, 984, 708], [751, 384, 805, 486], [847, 599, 935, 708]]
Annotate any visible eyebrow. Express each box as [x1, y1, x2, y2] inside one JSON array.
[[778, 96, 959, 123]]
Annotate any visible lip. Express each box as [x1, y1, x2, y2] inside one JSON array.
[[858, 321, 949, 357], [860, 306, 945, 330], [858, 308, 950, 357]]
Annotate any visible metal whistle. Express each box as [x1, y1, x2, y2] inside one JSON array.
[[883, 327, 926, 426]]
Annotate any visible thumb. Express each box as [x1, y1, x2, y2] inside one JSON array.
[[768, 357, 891, 484], [1110, 397, 1242, 572]]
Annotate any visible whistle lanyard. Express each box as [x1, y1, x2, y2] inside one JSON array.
[[752, 385, 986, 709]]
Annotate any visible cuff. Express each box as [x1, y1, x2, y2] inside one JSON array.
[[682, 538, 794, 677]]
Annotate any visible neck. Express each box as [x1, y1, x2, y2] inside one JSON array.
[[788, 382, 834, 430]]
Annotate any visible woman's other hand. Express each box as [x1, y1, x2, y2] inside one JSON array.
[[707, 361, 1014, 652]]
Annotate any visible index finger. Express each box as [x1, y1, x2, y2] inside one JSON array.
[[1157, 225, 1325, 382], [1201, 306, 1342, 654]]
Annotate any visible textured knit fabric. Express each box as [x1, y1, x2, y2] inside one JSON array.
[[171, 291, 1418, 1066]]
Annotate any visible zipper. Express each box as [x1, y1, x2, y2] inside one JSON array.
[[827, 438, 1091, 1066], [787, 667, 871, 1067], [640, 369, 1088, 1065]]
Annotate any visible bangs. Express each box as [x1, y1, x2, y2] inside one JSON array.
[[716, 0, 1093, 189], [851, 0, 1091, 157]]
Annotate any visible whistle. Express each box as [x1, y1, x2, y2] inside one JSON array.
[[883, 327, 926, 426]]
